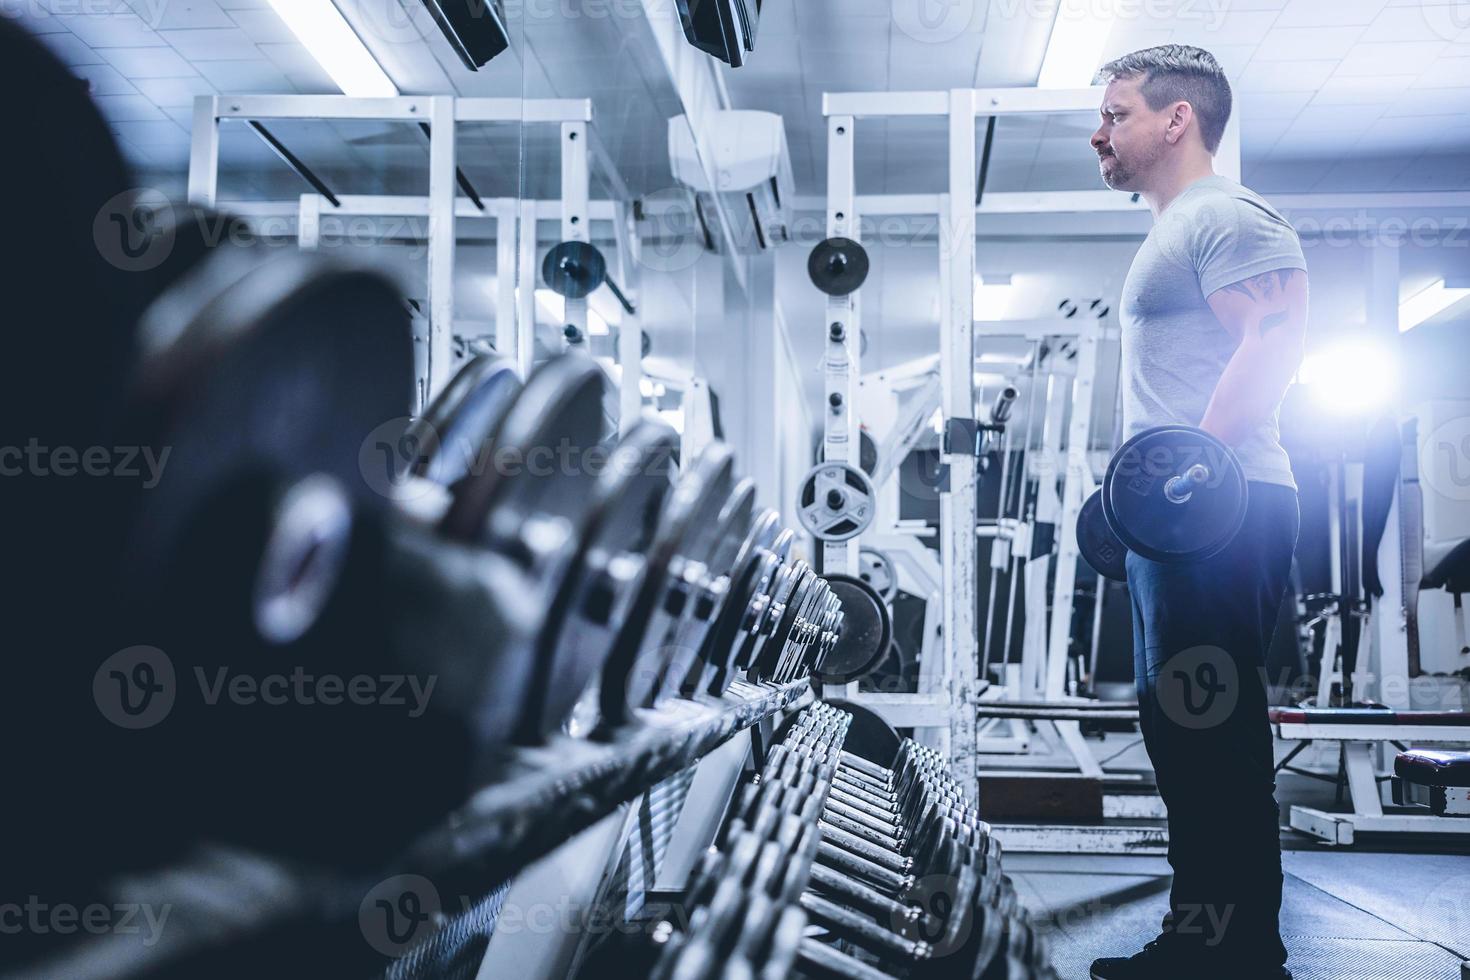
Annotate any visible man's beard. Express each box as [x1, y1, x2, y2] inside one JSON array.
[[1099, 152, 1132, 190]]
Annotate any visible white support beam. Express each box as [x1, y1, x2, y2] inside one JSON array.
[[516, 200, 538, 380], [214, 95, 429, 120], [187, 96, 220, 208], [455, 98, 592, 123], [560, 120, 590, 345], [942, 88, 979, 798], [824, 86, 1105, 118], [822, 113, 860, 580], [496, 199, 519, 366], [424, 96, 457, 408]]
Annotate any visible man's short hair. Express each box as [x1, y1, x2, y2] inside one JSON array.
[[1096, 45, 1232, 154]]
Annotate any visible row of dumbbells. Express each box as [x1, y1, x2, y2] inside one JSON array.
[[637, 704, 1060, 979]]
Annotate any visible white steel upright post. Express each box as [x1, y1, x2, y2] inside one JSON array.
[[942, 90, 979, 799], [823, 113, 860, 580], [425, 96, 457, 408], [560, 121, 590, 344]]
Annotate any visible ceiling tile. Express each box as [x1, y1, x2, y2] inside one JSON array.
[[108, 118, 188, 146], [1356, 112, 1470, 150], [1238, 89, 1315, 118], [93, 93, 167, 121], [1273, 0, 1389, 28], [1309, 73, 1415, 105], [1363, 5, 1465, 42], [193, 57, 295, 92], [1335, 41, 1448, 76], [1236, 59, 1339, 91], [36, 30, 105, 65], [1388, 85, 1470, 115], [10, 6, 68, 32], [226, 8, 295, 45], [123, 0, 235, 30], [1310, 154, 1416, 191], [1290, 102, 1387, 131], [159, 27, 260, 60], [1252, 26, 1367, 61], [133, 73, 220, 107], [54, 12, 168, 47], [1412, 56, 1470, 87], [72, 61, 140, 96], [96, 43, 198, 77], [1181, 11, 1281, 46]]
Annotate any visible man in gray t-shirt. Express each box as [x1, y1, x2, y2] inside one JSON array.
[[1086, 46, 1306, 980]]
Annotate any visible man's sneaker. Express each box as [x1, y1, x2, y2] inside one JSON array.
[[1090, 937, 1193, 979], [1091, 942, 1292, 980]]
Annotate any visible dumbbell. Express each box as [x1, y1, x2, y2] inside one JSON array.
[[1078, 423, 1250, 581], [729, 763, 979, 968]]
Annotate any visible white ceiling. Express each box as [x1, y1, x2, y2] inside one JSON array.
[[8, 0, 1468, 201]]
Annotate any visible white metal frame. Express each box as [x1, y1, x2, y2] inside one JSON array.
[[814, 87, 1140, 799], [187, 94, 593, 403], [1272, 719, 1470, 845]]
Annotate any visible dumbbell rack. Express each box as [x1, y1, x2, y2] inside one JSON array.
[[577, 703, 1060, 979], [30, 679, 812, 979]]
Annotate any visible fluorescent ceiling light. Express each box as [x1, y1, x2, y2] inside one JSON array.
[[1037, 2, 1114, 89], [1297, 342, 1397, 416], [267, 0, 398, 98], [1399, 278, 1470, 333]]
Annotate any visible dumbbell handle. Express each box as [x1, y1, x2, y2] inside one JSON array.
[[818, 820, 913, 874], [798, 892, 929, 962], [816, 840, 914, 896], [808, 863, 924, 931], [1164, 463, 1210, 503], [799, 937, 901, 980]]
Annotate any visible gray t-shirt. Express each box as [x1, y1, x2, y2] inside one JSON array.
[[1119, 175, 1305, 490]]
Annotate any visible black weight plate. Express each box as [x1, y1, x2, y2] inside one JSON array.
[[406, 354, 522, 487], [807, 236, 869, 296], [754, 563, 814, 680], [658, 477, 752, 701], [1077, 488, 1128, 582], [776, 577, 830, 682], [700, 548, 776, 696], [733, 555, 791, 673], [815, 574, 893, 685], [824, 699, 901, 767], [598, 443, 736, 725], [122, 253, 413, 592], [858, 641, 913, 695], [438, 354, 607, 548], [521, 418, 680, 741], [541, 240, 607, 300], [1103, 424, 1248, 564]]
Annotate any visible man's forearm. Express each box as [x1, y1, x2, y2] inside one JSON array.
[[1199, 338, 1300, 446]]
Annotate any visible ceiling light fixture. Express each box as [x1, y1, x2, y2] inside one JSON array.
[[267, 0, 398, 98], [1037, 1, 1114, 89], [1399, 278, 1470, 333]]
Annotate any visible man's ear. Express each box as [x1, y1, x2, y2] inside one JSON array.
[[1163, 101, 1194, 145]]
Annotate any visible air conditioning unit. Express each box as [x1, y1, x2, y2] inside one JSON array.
[[676, 0, 761, 67], [668, 111, 793, 253]]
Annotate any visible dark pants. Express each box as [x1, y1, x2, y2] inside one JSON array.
[[1126, 481, 1299, 969]]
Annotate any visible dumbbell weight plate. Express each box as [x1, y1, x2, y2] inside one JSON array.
[[752, 563, 816, 681], [696, 543, 779, 697], [1076, 488, 1128, 582], [657, 478, 755, 701], [121, 250, 413, 623], [815, 574, 892, 685], [519, 418, 680, 741], [598, 443, 736, 724], [541, 240, 607, 300], [824, 700, 902, 767], [404, 354, 522, 488], [1102, 424, 1248, 565], [807, 236, 870, 296]]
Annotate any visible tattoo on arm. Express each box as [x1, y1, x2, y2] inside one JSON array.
[[1220, 268, 1295, 302], [1218, 269, 1297, 339]]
